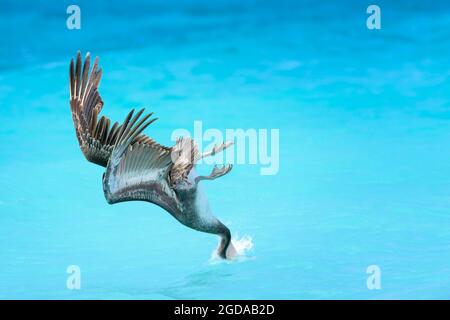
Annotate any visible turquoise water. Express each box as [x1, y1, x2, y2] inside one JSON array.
[[1, 0, 450, 299]]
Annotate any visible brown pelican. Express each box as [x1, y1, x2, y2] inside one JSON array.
[[69, 51, 237, 259]]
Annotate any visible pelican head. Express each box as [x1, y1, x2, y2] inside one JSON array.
[[217, 224, 233, 259], [170, 174, 237, 260]]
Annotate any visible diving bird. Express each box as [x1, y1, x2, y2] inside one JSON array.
[[69, 51, 236, 259]]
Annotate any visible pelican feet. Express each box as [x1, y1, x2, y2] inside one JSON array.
[[195, 164, 233, 185], [200, 141, 234, 160]]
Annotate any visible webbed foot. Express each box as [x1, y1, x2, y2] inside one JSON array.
[[194, 164, 233, 185]]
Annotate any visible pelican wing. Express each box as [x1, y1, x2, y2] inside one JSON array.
[[69, 51, 170, 167], [103, 110, 180, 213]]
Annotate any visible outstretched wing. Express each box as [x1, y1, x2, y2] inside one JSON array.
[[103, 110, 181, 214], [69, 51, 170, 166], [70, 51, 230, 192]]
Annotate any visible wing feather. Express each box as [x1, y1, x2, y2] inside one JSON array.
[[69, 51, 199, 188], [103, 111, 179, 213], [69, 51, 170, 167]]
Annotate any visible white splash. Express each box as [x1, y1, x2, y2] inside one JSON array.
[[209, 234, 254, 264]]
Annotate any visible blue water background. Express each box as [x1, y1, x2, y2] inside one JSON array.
[[0, 0, 450, 299]]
